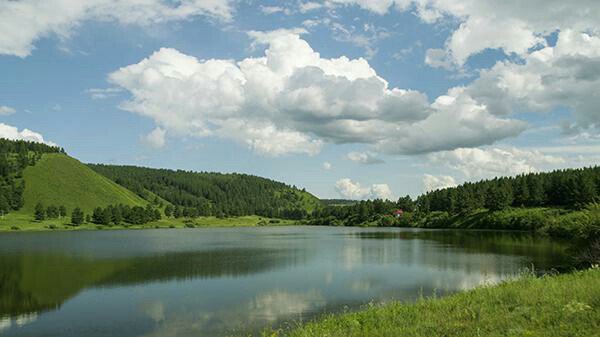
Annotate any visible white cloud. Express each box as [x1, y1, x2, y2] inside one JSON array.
[[0, 0, 235, 57], [85, 87, 123, 100], [140, 127, 166, 149], [0, 123, 56, 146], [260, 6, 292, 15], [424, 48, 453, 70], [110, 31, 524, 156], [318, 1, 599, 68], [467, 30, 600, 134], [323, 161, 332, 170], [328, 0, 395, 15], [428, 147, 565, 180], [0, 105, 16, 116], [335, 178, 394, 200], [299, 2, 325, 13], [346, 151, 384, 164], [422, 174, 457, 193]]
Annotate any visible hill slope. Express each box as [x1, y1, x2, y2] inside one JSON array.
[[89, 164, 321, 218], [21, 154, 147, 213]]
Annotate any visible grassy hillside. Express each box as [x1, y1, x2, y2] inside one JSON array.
[[269, 268, 600, 337], [20, 153, 147, 213]]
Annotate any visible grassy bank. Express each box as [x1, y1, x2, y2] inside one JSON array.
[[265, 268, 600, 337], [0, 214, 295, 232]]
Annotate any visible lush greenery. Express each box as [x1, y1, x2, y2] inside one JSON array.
[[0, 139, 63, 215], [89, 164, 320, 219], [265, 268, 600, 337], [21, 153, 147, 214], [417, 166, 600, 213], [307, 167, 600, 240]]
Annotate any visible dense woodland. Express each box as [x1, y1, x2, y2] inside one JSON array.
[[0, 139, 63, 215], [308, 167, 600, 234], [89, 164, 314, 219]]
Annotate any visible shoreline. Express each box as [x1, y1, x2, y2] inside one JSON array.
[[265, 268, 600, 337]]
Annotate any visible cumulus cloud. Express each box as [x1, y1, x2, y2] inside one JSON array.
[[346, 151, 384, 164], [467, 30, 600, 134], [335, 178, 394, 200], [323, 161, 332, 170], [422, 174, 457, 193], [428, 147, 565, 180], [0, 123, 56, 146], [110, 31, 524, 156], [0, 105, 16, 116], [324, 1, 600, 67], [0, 0, 235, 57], [140, 127, 166, 149]]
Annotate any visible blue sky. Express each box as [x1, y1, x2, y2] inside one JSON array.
[[1, 1, 599, 199]]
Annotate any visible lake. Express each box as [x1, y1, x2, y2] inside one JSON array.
[[0, 226, 571, 337]]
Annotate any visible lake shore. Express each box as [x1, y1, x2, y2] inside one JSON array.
[[0, 214, 297, 232], [266, 267, 600, 337]]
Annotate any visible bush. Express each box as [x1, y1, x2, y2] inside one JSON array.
[[10, 226, 20, 231], [185, 223, 195, 228], [169, 224, 176, 228], [269, 219, 281, 224]]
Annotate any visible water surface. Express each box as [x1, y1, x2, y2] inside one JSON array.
[[0, 227, 571, 336]]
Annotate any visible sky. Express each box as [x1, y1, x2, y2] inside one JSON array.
[[0, 0, 599, 200]]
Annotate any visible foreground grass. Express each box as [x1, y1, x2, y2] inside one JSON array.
[[265, 268, 600, 337], [0, 214, 295, 232]]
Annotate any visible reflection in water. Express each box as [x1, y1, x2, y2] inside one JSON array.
[[0, 247, 296, 317], [0, 227, 572, 337]]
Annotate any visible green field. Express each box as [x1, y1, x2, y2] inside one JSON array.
[[20, 153, 147, 214], [266, 268, 600, 337]]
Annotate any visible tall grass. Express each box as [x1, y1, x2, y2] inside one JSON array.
[[263, 268, 600, 337]]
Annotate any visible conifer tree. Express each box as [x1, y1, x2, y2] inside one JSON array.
[[34, 203, 46, 221]]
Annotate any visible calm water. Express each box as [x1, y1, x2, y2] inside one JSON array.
[[0, 227, 571, 337]]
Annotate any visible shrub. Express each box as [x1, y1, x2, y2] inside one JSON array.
[[10, 226, 20, 231]]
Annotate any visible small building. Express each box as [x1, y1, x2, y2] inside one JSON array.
[[393, 209, 404, 218]]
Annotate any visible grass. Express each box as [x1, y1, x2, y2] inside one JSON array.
[[20, 153, 147, 214], [264, 268, 600, 337], [0, 214, 296, 232]]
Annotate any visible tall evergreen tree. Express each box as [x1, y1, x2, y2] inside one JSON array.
[[71, 207, 84, 225], [34, 203, 46, 221]]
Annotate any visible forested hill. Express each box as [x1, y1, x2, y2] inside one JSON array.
[[0, 139, 64, 214], [417, 166, 600, 213], [89, 164, 321, 219]]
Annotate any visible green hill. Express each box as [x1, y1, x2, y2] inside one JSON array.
[[20, 154, 147, 214], [89, 164, 322, 219]]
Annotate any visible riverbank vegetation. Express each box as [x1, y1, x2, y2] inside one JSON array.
[[306, 167, 600, 241], [265, 267, 600, 337]]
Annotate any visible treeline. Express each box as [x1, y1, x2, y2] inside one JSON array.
[[308, 196, 414, 227], [89, 164, 315, 219], [307, 167, 600, 231], [0, 139, 64, 214], [417, 166, 600, 213], [33, 202, 162, 226]]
